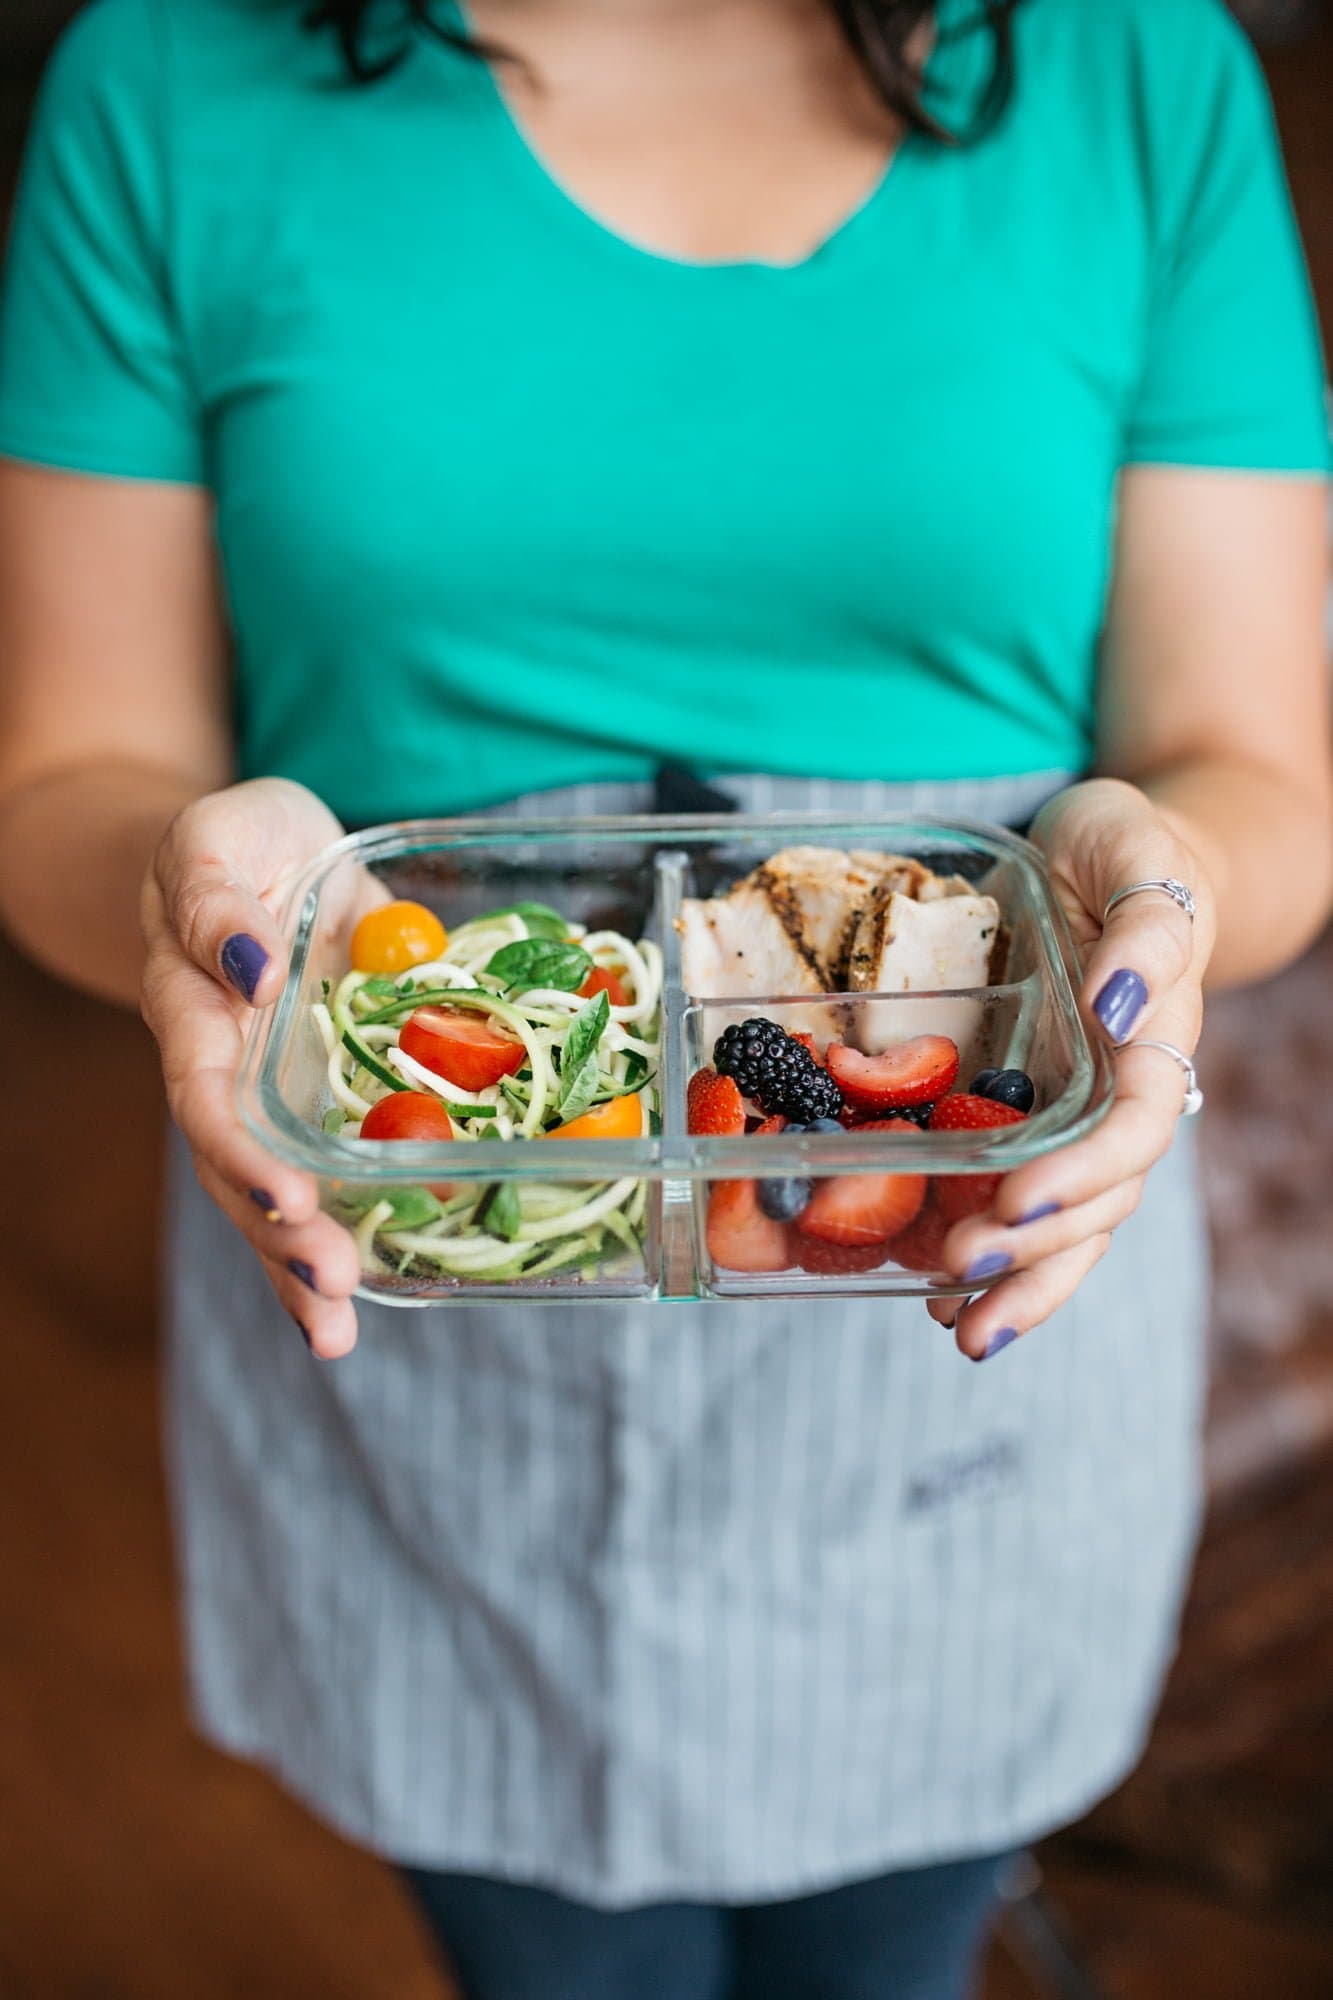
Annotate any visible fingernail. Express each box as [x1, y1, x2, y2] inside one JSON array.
[[965, 1249, 1013, 1283], [295, 1319, 314, 1351], [1017, 1201, 1062, 1227], [221, 932, 270, 1002], [249, 1188, 282, 1222], [1093, 968, 1148, 1044], [288, 1259, 318, 1293], [977, 1327, 1020, 1364]]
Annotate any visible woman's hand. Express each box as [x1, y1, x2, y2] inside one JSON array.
[[928, 777, 1215, 1362], [139, 777, 364, 1359]]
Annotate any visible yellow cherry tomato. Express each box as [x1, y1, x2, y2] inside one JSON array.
[[545, 1094, 645, 1142], [350, 899, 448, 975]]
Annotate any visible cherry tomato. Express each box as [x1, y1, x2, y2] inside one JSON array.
[[546, 1094, 644, 1141], [579, 965, 631, 1008], [359, 1090, 454, 1198], [350, 900, 447, 975], [399, 1006, 526, 1092]]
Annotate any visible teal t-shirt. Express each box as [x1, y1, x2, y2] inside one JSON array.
[[0, 0, 1327, 823]]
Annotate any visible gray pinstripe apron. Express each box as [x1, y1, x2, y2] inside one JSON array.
[[164, 772, 1209, 1905]]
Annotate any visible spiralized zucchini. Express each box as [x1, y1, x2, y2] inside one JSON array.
[[314, 903, 661, 1287]]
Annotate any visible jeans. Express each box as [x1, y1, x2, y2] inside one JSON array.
[[401, 1850, 1015, 2000]]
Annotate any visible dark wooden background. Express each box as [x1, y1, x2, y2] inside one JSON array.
[[2, 5, 1331, 1996]]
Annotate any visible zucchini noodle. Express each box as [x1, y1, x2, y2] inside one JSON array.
[[312, 901, 661, 1290]]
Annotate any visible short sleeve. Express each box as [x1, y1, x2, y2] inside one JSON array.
[[1123, 3, 1330, 475], [0, 0, 204, 484]]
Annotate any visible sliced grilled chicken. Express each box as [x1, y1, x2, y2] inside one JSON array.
[[676, 876, 827, 1001], [846, 883, 1001, 993]]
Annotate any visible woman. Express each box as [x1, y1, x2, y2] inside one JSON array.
[[0, 0, 1328, 1993]]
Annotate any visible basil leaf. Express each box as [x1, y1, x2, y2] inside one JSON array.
[[479, 1181, 522, 1240], [562, 989, 610, 1081], [361, 975, 401, 998], [557, 1051, 601, 1125], [485, 938, 592, 994], [380, 1186, 444, 1231], [473, 900, 568, 941]]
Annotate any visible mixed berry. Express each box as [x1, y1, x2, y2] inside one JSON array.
[[689, 1019, 1037, 1279]]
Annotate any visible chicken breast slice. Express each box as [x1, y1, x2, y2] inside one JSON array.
[[677, 880, 826, 1001], [846, 886, 1001, 993]]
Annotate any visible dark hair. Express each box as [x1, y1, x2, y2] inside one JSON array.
[[304, 2, 1021, 143]]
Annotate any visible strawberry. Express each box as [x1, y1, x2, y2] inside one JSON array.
[[927, 1094, 1029, 1136], [928, 1094, 1028, 1223], [793, 1234, 894, 1277], [688, 1066, 746, 1136], [791, 1032, 827, 1067], [706, 1179, 793, 1273], [889, 1196, 953, 1274], [753, 1114, 788, 1137], [825, 1035, 959, 1112], [795, 1120, 927, 1246]]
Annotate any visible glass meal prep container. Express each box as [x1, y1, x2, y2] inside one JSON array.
[[238, 814, 1114, 1307]]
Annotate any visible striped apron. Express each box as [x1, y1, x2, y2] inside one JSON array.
[[163, 772, 1209, 1906]]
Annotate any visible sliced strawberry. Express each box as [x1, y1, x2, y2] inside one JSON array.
[[927, 1094, 1029, 1135], [706, 1179, 793, 1273], [791, 1032, 827, 1068], [826, 1035, 959, 1112], [688, 1066, 746, 1137], [753, 1114, 788, 1137], [890, 1196, 953, 1274], [796, 1120, 927, 1246], [793, 1234, 894, 1277], [928, 1094, 1028, 1223]]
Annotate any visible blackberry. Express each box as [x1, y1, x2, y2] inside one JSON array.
[[713, 1018, 845, 1124], [888, 1101, 936, 1130]]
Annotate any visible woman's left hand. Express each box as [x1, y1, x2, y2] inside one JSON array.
[[928, 777, 1216, 1362]]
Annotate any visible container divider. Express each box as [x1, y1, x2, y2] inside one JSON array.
[[651, 848, 698, 1297]]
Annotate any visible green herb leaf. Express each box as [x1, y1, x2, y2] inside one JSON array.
[[380, 1186, 444, 1231], [361, 975, 401, 998], [472, 900, 568, 940], [555, 989, 610, 1122], [621, 1049, 649, 1086], [479, 1181, 522, 1240], [485, 937, 592, 995]]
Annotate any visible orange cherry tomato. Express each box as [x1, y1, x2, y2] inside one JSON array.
[[579, 965, 632, 1008], [350, 900, 448, 976], [399, 1006, 526, 1092], [359, 1090, 454, 1197], [546, 1094, 644, 1142]]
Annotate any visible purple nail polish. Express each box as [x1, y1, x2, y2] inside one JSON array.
[[965, 1249, 1012, 1283], [221, 932, 269, 1002], [1093, 968, 1148, 1044], [288, 1259, 318, 1293], [1018, 1201, 1062, 1226], [980, 1326, 1020, 1363], [249, 1188, 280, 1217]]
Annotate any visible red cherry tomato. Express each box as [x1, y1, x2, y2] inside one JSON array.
[[399, 1006, 526, 1092], [360, 1092, 455, 1143], [579, 965, 631, 1008], [359, 1090, 454, 1198]]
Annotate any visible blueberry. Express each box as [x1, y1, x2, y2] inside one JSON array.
[[804, 1117, 844, 1134], [758, 1177, 814, 1222], [970, 1068, 1001, 1096], [985, 1068, 1036, 1113]]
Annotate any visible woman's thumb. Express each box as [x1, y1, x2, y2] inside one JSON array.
[[152, 799, 289, 1006]]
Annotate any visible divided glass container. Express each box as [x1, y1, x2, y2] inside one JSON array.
[[238, 814, 1114, 1307]]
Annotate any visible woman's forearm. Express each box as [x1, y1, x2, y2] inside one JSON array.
[[1139, 755, 1333, 989], [0, 758, 204, 1006]]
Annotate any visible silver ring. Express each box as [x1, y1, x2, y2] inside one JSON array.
[[1116, 1038, 1205, 1117], [1103, 876, 1197, 925]]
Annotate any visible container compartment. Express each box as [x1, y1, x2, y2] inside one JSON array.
[[686, 985, 1048, 1301], [239, 814, 1112, 1308]]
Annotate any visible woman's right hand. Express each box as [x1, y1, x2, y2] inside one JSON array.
[[139, 777, 363, 1358]]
